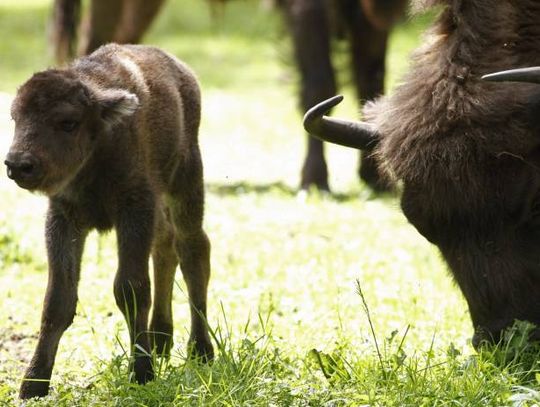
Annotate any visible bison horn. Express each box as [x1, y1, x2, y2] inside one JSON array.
[[303, 95, 379, 150], [482, 67, 540, 83]]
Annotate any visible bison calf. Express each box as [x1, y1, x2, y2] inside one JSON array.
[[6, 44, 213, 399]]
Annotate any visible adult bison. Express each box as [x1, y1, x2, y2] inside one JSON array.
[[304, 0, 540, 347], [6, 44, 213, 399], [52, 0, 166, 63], [52, 0, 228, 63], [278, 0, 407, 191]]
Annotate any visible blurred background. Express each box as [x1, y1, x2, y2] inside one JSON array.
[[0, 0, 433, 192]]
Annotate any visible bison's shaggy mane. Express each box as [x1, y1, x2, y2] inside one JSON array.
[[368, 0, 540, 189]]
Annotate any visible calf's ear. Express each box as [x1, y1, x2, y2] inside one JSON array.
[[97, 89, 139, 127]]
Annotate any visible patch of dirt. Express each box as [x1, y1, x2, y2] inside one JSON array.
[[0, 325, 36, 364]]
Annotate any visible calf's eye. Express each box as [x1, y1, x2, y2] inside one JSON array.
[[59, 120, 79, 132]]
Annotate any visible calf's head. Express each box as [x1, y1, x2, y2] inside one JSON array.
[[6, 69, 138, 195]]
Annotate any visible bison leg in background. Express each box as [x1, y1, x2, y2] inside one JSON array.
[[19, 208, 87, 399], [113, 191, 155, 384], [78, 0, 123, 56], [283, 0, 337, 191], [79, 0, 165, 57], [346, 1, 392, 192], [52, 0, 82, 64], [114, 0, 166, 44]]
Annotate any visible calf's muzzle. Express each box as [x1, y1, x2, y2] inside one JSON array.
[[4, 151, 43, 189]]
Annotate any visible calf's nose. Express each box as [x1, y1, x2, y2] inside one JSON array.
[[4, 152, 40, 182]]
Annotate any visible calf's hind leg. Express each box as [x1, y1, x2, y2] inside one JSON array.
[[149, 205, 178, 356], [167, 157, 213, 361]]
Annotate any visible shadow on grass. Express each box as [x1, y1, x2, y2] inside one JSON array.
[[205, 181, 397, 203]]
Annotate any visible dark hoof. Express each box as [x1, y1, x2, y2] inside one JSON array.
[[301, 157, 330, 192], [188, 337, 214, 363], [150, 326, 174, 357], [300, 179, 330, 192], [134, 356, 154, 384], [19, 378, 50, 399]]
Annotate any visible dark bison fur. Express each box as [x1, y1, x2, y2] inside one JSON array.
[[304, 0, 540, 348]]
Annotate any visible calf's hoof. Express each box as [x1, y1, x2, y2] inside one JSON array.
[[188, 336, 214, 363], [134, 355, 154, 384], [150, 324, 174, 357], [19, 378, 50, 400]]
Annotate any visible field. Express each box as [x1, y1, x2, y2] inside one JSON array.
[[1, 1, 540, 405]]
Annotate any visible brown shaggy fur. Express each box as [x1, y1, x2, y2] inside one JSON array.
[[365, 0, 540, 345]]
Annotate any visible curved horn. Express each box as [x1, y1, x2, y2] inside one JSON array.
[[303, 95, 379, 150], [482, 67, 540, 83]]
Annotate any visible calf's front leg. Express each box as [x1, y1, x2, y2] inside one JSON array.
[[20, 205, 87, 399], [113, 192, 155, 384]]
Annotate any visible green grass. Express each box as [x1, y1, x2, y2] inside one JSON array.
[[1, 0, 540, 405]]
